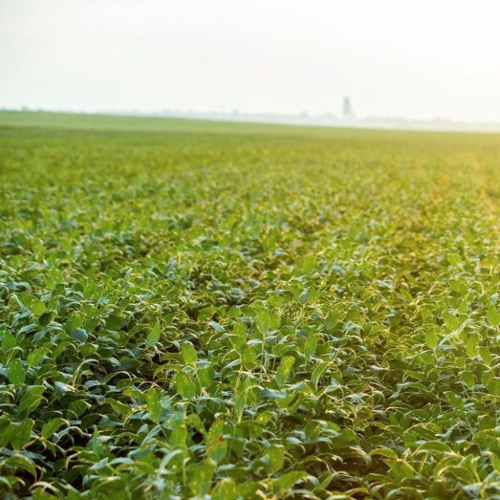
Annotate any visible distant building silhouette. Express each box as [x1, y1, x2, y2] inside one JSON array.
[[342, 97, 354, 120]]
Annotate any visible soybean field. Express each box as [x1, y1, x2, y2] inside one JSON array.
[[1, 111, 500, 500]]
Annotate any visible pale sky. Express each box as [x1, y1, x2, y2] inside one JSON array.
[[1, 0, 500, 122]]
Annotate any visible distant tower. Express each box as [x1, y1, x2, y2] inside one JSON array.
[[342, 97, 354, 120]]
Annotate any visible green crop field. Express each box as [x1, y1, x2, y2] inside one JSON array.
[[1, 111, 500, 500]]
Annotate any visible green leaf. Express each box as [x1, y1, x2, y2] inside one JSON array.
[[105, 398, 131, 417], [39, 311, 55, 327], [146, 388, 163, 424], [11, 419, 34, 450], [28, 346, 48, 366], [0, 415, 14, 447], [234, 390, 247, 421], [260, 388, 288, 400], [31, 299, 47, 316], [190, 459, 216, 497], [274, 471, 306, 493], [169, 419, 187, 448], [70, 328, 88, 343], [2, 331, 17, 350], [461, 371, 475, 388], [388, 460, 415, 479], [487, 305, 500, 327], [90, 428, 105, 455], [479, 347, 493, 366], [442, 311, 459, 331], [370, 448, 398, 459], [255, 309, 280, 333], [176, 371, 196, 399], [304, 334, 318, 359], [182, 342, 198, 365], [264, 445, 285, 473], [106, 314, 123, 331], [255, 310, 270, 334], [212, 478, 238, 500], [42, 418, 65, 439], [145, 322, 161, 348], [32, 489, 60, 500], [330, 428, 358, 448], [207, 420, 227, 463], [485, 377, 500, 396], [238, 481, 259, 499], [325, 311, 341, 330], [54, 381, 76, 395], [229, 322, 247, 350], [196, 363, 214, 388], [491, 453, 500, 474], [311, 362, 328, 387], [9, 359, 26, 386], [445, 391, 464, 409], [276, 356, 295, 387], [465, 334, 479, 358], [3, 455, 36, 478], [19, 385, 45, 415], [208, 321, 225, 333], [424, 327, 438, 349]]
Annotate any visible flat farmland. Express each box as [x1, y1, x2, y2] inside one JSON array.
[[1, 112, 500, 500]]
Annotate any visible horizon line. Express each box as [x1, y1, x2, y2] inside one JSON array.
[[2, 107, 500, 134]]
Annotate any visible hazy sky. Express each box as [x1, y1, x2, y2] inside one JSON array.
[[1, 0, 500, 121]]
